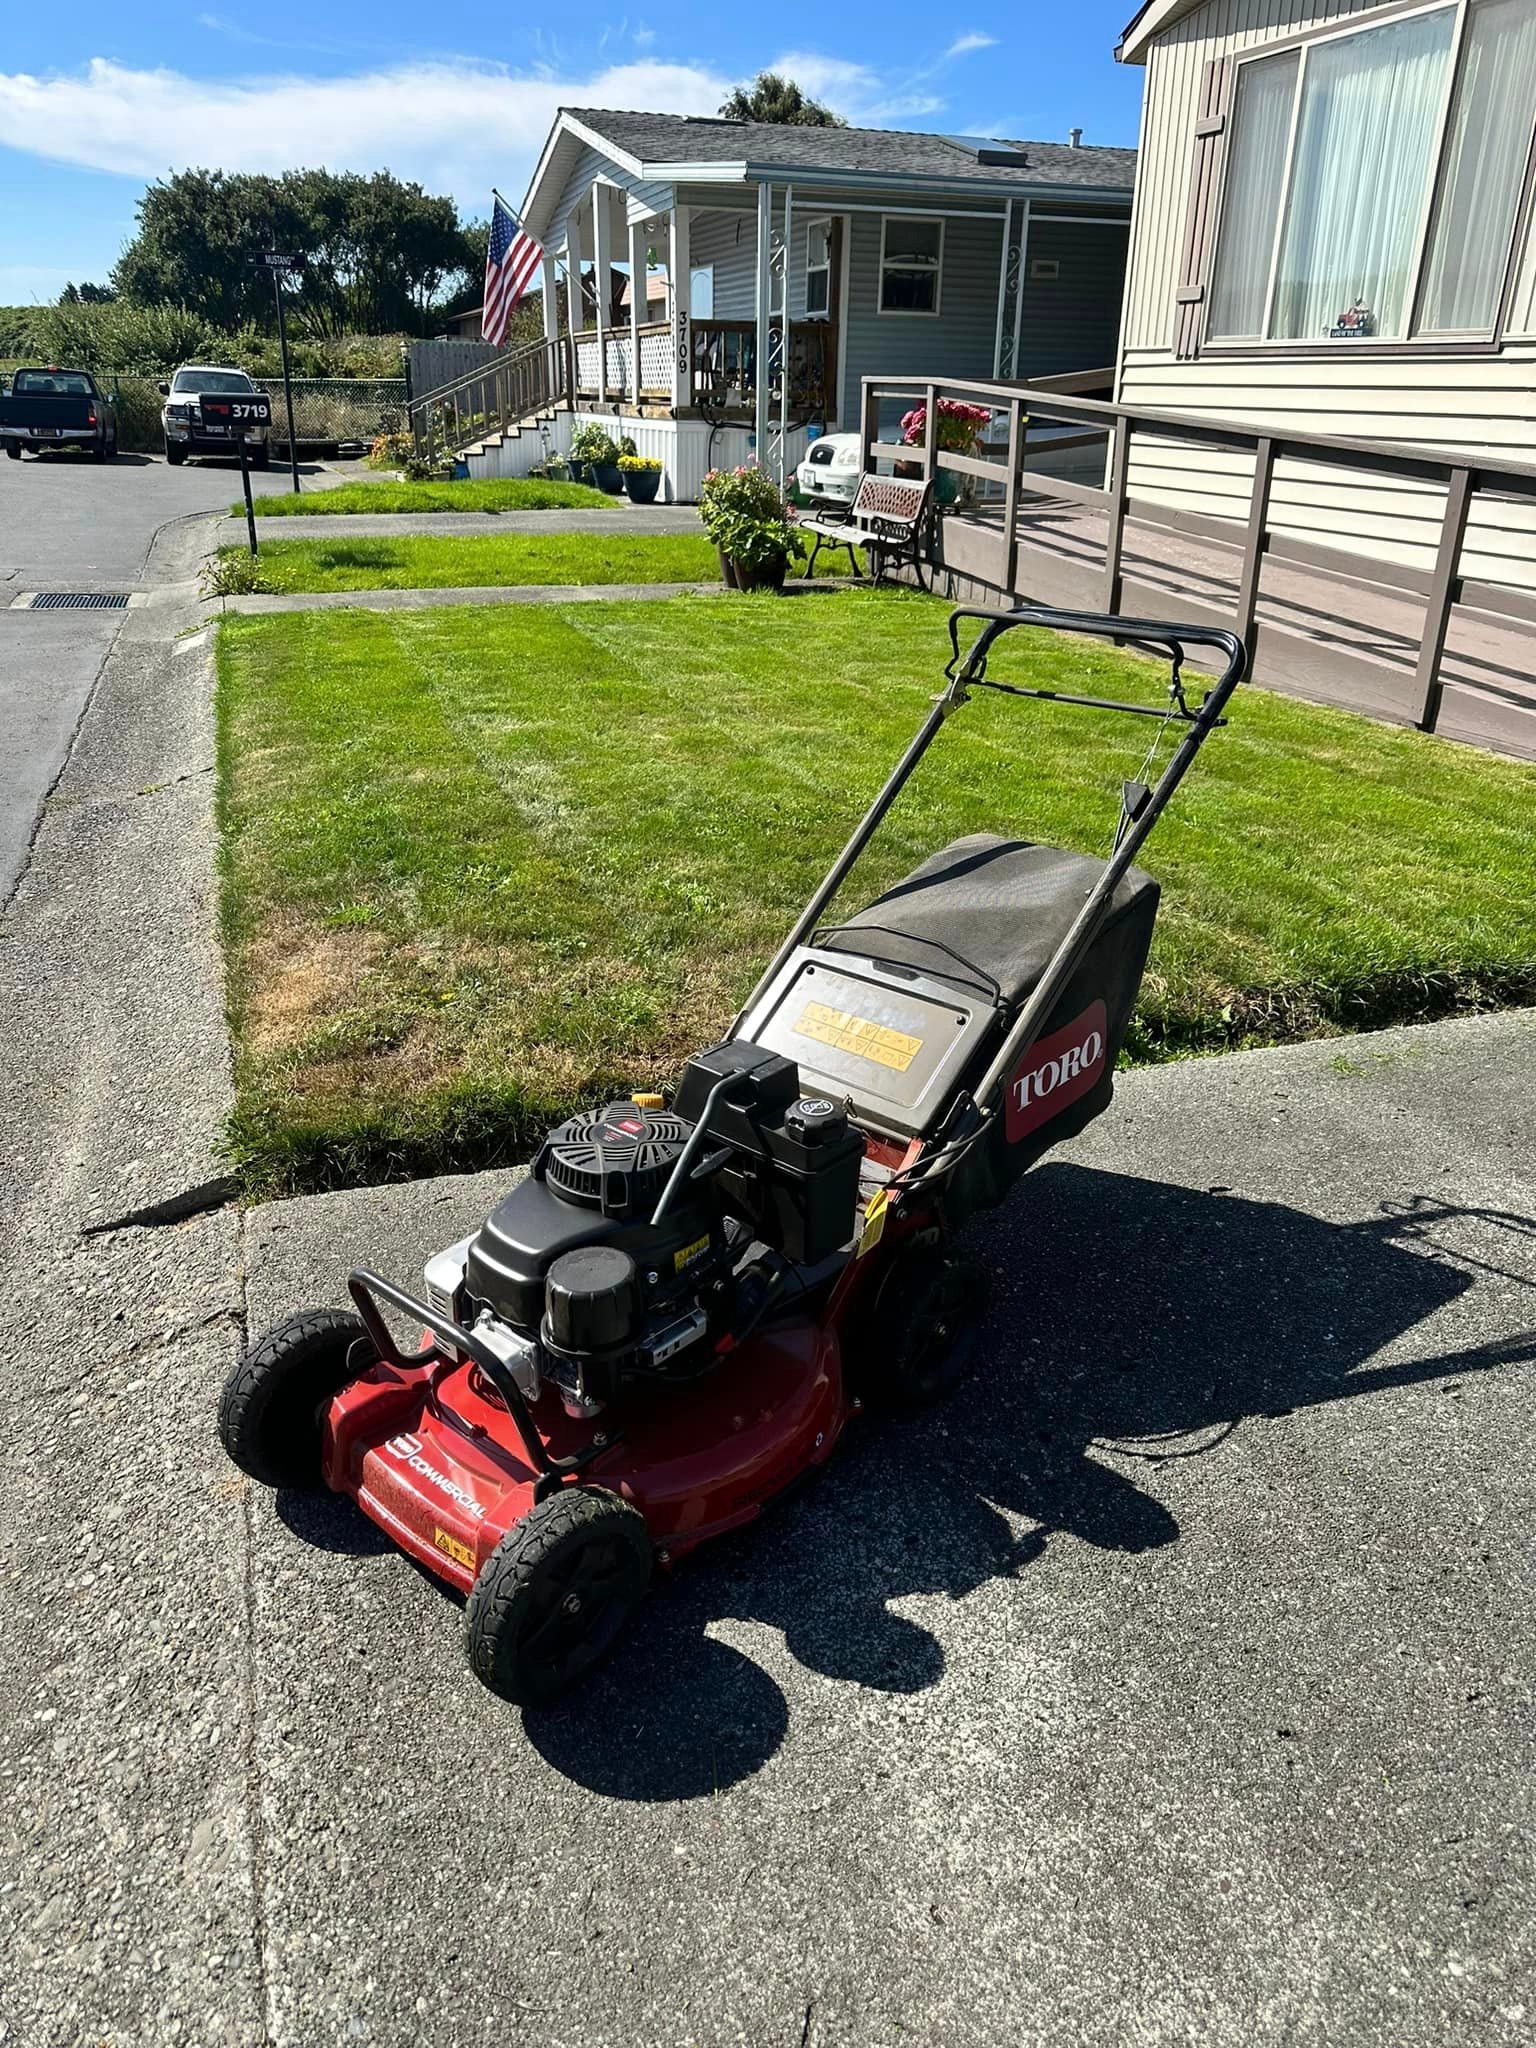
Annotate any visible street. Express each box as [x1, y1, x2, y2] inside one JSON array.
[[0, 449, 327, 905], [0, 478, 1531, 2047]]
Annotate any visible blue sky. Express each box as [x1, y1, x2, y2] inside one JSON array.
[[0, 2, 1145, 303]]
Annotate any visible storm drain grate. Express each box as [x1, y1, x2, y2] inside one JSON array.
[[30, 591, 132, 610]]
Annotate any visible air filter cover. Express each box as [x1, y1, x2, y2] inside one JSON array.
[[542, 1101, 691, 1216]]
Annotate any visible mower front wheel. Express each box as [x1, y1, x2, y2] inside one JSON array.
[[219, 1307, 375, 1489], [465, 1486, 652, 1707]]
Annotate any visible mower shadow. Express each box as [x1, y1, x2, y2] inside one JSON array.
[[526, 1165, 1530, 1799]]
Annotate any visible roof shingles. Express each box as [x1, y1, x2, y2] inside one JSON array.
[[562, 108, 1135, 193]]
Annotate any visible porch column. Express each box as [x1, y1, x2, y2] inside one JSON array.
[[991, 199, 1013, 379], [1010, 199, 1032, 381], [669, 205, 691, 413], [591, 182, 612, 401], [541, 258, 560, 344], [754, 180, 773, 467], [778, 183, 794, 490], [565, 210, 584, 392], [629, 217, 647, 407]]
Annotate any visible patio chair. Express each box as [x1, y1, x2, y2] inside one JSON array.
[[801, 474, 932, 589]]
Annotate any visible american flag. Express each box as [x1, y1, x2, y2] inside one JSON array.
[[482, 195, 542, 348]]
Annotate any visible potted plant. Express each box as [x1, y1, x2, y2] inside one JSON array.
[[570, 422, 622, 494], [618, 452, 663, 504], [898, 398, 996, 505], [698, 465, 807, 591]]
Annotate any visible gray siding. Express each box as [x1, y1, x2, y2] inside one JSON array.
[[1017, 218, 1129, 378], [688, 209, 760, 317], [839, 209, 1002, 424]]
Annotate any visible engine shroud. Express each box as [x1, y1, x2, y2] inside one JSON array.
[[543, 1102, 692, 1216], [462, 1100, 721, 1338]]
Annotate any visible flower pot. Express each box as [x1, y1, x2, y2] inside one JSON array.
[[732, 554, 788, 592], [718, 549, 740, 588], [935, 469, 962, 507], [568, 461, 591, 486], [624, 469, 661, 504], [593, 460, 624, 496]]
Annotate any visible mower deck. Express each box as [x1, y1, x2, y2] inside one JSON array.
[[324, 1321, 847, 1591]]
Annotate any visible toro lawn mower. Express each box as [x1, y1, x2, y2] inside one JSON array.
[[220, 605, 1244, 1706]]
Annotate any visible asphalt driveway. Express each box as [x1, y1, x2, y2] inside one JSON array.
[[0, 448, 341, 905]]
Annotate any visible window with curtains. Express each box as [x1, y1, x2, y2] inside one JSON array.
[[1206, 0, 1536, 344], [805, 219, 832, 317]]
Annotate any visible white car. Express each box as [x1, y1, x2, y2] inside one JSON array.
[[797, 431, 862, 506]]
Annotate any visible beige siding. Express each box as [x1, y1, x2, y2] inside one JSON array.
[[1115, 0, 1536, 591]]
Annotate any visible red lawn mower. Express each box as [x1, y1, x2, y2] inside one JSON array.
[[220, 605, 1244, 1705]]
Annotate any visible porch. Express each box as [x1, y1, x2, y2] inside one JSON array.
[[857, 374, 1536, 759], [569, 316, 839, 424]]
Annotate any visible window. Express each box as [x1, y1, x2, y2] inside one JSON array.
[[689, 265, 714, 319], [805, 218, 832, 317], [879, 216, 943, 315], [1207, 0, 1536, 345]]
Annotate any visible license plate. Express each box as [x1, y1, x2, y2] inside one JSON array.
[[204, 424, 230, 436], [35, 426, 61, 437]]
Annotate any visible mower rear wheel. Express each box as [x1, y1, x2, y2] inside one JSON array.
[[853, 1250, 990, 1414], [218, 1308, 375, 1489], [465, 1486, 652, 1707]]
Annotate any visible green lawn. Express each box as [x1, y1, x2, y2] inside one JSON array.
[[243, 477, 614, 516], [216, 590, 1536, 1193], [221, 531, 726, 591]]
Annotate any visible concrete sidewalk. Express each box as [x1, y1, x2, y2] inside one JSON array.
[[216, 578, 726, 615], [1, 497, 1533, 2045]]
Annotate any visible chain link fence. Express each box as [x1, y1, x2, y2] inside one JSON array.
[[99, 373, 407, 454]]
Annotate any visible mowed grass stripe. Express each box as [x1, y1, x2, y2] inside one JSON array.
[[216, 591, 1536, 1192], [218, 531, 730, 592]]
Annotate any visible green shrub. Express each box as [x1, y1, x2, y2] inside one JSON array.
[[698, 463, 806, 571], [570, 423, 619, 465], [368, 430, 413, 470]]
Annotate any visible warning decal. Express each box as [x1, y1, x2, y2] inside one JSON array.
[[793, 1000, 922, 1073]]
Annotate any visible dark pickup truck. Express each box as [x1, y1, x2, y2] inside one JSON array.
[[0, 368, 118, 460]]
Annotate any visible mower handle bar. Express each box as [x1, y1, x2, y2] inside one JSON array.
[[731, 606, 1245, 1095]]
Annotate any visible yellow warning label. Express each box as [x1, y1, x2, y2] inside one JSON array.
[[433, 1527, 476, 1571], [794, 1000, 923, 1074], [857, 1188, 890, 1258], [673, 1233, 711, 1274]]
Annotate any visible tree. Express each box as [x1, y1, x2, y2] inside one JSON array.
[[718, 72, 846, 127], [111, 168, 477, 335]]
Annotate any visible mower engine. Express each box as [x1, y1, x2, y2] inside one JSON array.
[[427, 1042, 865, 1422]]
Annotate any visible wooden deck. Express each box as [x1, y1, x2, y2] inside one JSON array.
[[936, 495, 1536, 760], [858, 375, 1536, 763]]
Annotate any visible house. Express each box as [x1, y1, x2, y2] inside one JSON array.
[[1110, 0, 1536, 593], [474, 108, 1135, 498]]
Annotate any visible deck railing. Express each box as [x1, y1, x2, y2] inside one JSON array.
[[571, 321, 673, 401], [860, 372, 1536, 749], [691, 320, 836, 421], [408, 336, 570, 465]]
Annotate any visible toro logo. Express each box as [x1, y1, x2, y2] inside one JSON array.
[[1006, 1000, 1108, 1142]]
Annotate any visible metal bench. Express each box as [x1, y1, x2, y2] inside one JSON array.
[[800, 473, 931, 588]]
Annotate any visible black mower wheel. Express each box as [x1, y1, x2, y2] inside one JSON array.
[[465, 1486, 652, 1707], [218, 1307, 375, 1489], [852, 1250, 991, 1415]]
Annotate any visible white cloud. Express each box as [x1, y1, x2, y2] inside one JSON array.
[[764, 49, 945, 125], [944, 32, 998, 58], [0, 55, 731, 208]]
